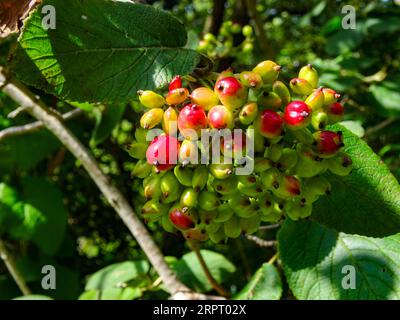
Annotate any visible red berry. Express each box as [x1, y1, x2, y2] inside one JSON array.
[[282, 176, 301, 196], [255, 109, 283, 139], [146, 135, 180, 171], [284, 101, 312, 130], [207, 105, 234, 129], [313, 130, 344, 156], [214, 77, 247, 110], [169, 208, 195, 230], [178, 104, 208, 138], [169, 75, 182, 91], [328, 102, 344, 115]]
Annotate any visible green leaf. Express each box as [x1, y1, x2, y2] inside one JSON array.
[[370, 75, 400, 115], [79, 287, 142, 300], [13, 295, 54, 300], [22, 177, 68, 255], [12, 0, 202, 104], [321, 16, 342, 36], [85, 260, 150, 291], [91, 103, 126, 146], [0, 131, 60, 171], [9, 202, 46, 240], [312, 125, 400, 237], [325, 29, 364, 56], [171, 250, 236, 293], [0, 183, 45, 239], [235, 263, 282, 300], [365, 17, 400, 35], [278, 219, 400, 300], [338, 121, 365, 138], [319, 72, 361, 92]]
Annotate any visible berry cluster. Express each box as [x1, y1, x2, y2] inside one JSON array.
[[130, 60, 352, 243], [198, 23, 254, 58]]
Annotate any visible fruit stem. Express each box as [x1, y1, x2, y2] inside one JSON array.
[[268, 252, 279, 265], [187, 239, 231, 298], [0, 239, 32, 296]]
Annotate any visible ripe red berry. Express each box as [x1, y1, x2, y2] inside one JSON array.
[[284, 101, 312, 130], [146, 135, 180, 171], [178, 103, 208, 138], [169, 75, 182, 91], [328, 102, 344, 115], [313, 130, 344, 156], [214, 77, 247, 110], [255, 109, 284, 139], [169, 208, 195, 230], [207, 105, 234, 129]]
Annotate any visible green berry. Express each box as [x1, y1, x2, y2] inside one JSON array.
[[174, 165, 193, 187], [242, 25, 253, 37], [198, 191, 220, 211], [180, 188, 199, 208], [224, 215, 241, 238], [192, 166, 208, 192], [298, 64, 319, 88], [326, 152, 353, 176]]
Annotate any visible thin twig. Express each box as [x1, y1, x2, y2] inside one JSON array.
[[187, 239, 230, 298], [268, 252, 279, 265], [0, 108, 82, 141], [258, 223, 282, 231], [0, 67, 198, 299], [245, 234, 277, 248], [364, 117, 397, 138], [0, 239, 31, 296]]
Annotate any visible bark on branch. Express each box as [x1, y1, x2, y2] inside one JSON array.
[[0, 67, 203, 299], [0, 108, 82, 141]]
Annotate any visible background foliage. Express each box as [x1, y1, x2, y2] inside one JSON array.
[[0, 0, 399, 300]]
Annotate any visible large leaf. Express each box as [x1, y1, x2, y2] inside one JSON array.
[[85, 260, 150, 291], [22, 177, 68, 255], [171, 250, 236, 293], [278, 220, 400, 300], [12, 0, 202, 103], [325, 28, 364, 56], [0, 183, 45, 239], [312, 125, 400, 237], [235, 263, 282, 300], [370, 75, 400, 115]]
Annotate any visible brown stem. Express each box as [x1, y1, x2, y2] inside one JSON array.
[[187, 239, 230, 297], [0, 239, 31, 296], [0, 108, 82, 141]]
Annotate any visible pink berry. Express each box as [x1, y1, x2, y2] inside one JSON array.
[[207, 105, 234, 129], [214, 77, 247, 110], [255, 109, 284, 139], [178, 103, 208, 138], [146, 135, 180, 171], [284, 101, 312, 130]]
